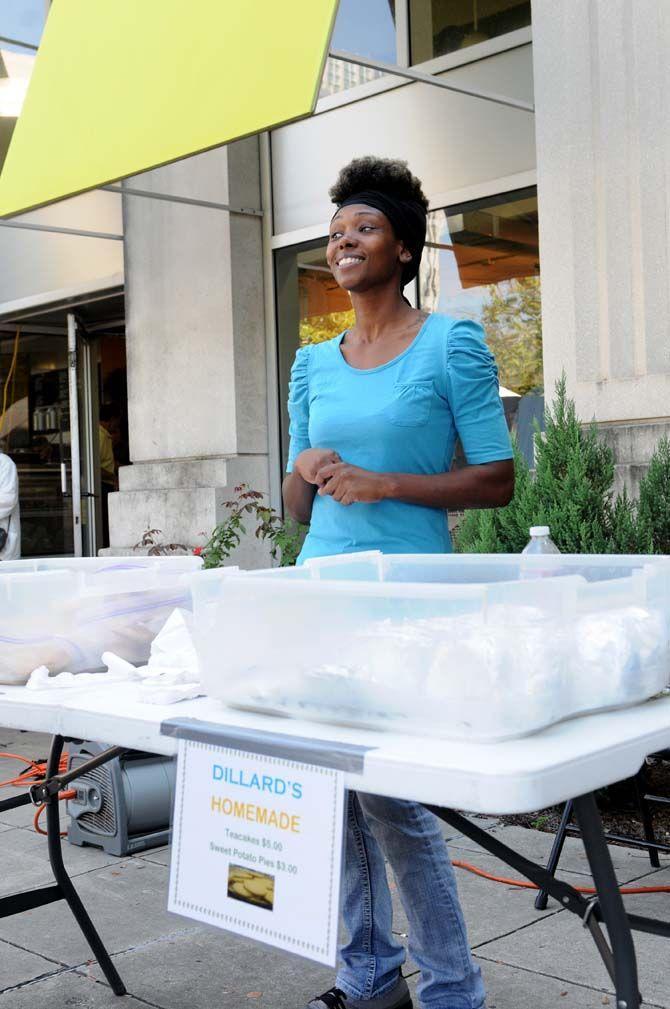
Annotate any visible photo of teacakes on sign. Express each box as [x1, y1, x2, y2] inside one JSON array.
[[227, 865, 275, 912]]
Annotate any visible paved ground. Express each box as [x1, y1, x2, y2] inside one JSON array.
[[1, 727, 669, 1008]]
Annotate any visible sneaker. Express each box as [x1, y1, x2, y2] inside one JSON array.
[[307, 977, 413, 1009], [307, 990, 348, 1009]]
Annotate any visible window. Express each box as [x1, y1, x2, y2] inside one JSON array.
[[318, 0, 531, 103], [320, 0, 397, 98], [409, 0, 531, 64], [419, 189, 542, 397]]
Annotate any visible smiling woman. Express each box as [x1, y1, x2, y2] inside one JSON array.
[[282, 155, 514, 556], [282, 157, 512, 1009], [327, 203, 411, 299]]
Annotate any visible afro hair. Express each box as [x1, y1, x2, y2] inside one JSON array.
[[329, 156, 428, 211]]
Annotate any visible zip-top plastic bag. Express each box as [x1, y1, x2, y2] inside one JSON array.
[[0, 556, 202, 684]]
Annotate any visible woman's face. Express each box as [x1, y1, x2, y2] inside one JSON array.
[[326, 204, 408, 294]]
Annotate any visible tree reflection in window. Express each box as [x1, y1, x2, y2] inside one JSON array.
[[420, 190, 542, 396]]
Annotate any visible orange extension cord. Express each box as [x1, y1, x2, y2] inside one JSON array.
[[0, 751, 75, 837], [451, 857, 670, 895], [2, 752, 670, 890], [32, 790, 77, 837]]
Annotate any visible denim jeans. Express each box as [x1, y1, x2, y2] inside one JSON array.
[[336, 791, 486, 1009]]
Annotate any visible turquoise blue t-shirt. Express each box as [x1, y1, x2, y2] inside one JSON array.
[[286, 313, 513, 563]]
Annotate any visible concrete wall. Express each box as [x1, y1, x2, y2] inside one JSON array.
[[532, 0, 670, 429], [0, 190, 123, 309], [271, 42, 536, 236], [601, 419, 670, 500], [109, 139, 273, 568]]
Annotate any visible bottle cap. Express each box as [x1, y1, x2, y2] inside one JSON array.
[[530, 526, 550, 537]]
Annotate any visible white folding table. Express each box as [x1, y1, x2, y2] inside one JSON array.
[[1, 681, 670, 1009]]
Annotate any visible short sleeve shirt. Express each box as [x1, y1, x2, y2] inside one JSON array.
[[286, 313, 513, 563]]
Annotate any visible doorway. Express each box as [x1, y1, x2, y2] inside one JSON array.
[[0, 289, 127, 557]]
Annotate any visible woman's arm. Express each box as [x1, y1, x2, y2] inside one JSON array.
[[283, 448, 341, 524], [315, 459, 514, 509], [283, 471, 317, 525], [384, 460, 514, 509]]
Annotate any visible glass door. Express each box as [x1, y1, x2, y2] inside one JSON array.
[[0, 316, 84, 556]]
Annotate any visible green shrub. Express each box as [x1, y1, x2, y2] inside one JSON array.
[[455, 440, 529, 553], [200, 485, 306, 569], [637, 437, 670, 554], [609, 487, 650, 554], [456, 377, 668, 555]]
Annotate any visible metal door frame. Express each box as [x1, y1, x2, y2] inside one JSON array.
[[66, 313, 83, 556], [70, 313, 104, 557]]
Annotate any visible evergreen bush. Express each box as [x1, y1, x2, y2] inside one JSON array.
[[637, 437, 670, 554], [455, 377, 668, 555]]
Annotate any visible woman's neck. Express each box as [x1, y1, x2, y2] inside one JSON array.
[[349, 286, 417, 343]]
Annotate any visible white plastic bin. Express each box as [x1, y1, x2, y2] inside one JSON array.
[[0, 556, 202, 684], [192, 553, 670, 740]]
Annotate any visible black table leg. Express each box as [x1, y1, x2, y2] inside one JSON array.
[[426, 799, 650, 1006], [43, 735, 127, 996], [535, 799, 573, 911], [632, 770, 660, 869], [572, 794, 640, 1009]]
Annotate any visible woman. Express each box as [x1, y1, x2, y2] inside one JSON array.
[[283, 157, 514, 1009]]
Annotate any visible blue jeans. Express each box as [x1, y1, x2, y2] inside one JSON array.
[[337, 792, 486, 1009]]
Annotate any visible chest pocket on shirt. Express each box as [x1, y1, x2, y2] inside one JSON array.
[[387, 380, 434, 427]]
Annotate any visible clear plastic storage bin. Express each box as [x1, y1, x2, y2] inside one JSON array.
[[192, 552, 670, 741], [0, 556, 202, 684]]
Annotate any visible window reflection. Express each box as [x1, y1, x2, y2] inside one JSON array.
[[409, 0, 531, 64], [297, 247, 354, 345], [0, 0, 46, 49], [420, 191, 541, 396], [321, 0, 396, 98]]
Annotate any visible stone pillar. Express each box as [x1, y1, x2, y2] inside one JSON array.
[[108, 138, 273, 567], [532, 0, 670, 432]]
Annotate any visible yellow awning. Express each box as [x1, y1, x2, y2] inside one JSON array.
[[0, 0, 338, 218]]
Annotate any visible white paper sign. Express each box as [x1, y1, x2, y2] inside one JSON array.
[[168, 739, 345, 965]]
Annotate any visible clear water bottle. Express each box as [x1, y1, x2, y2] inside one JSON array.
[[522, 526, 560, 555]]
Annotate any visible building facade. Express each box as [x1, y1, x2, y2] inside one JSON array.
[[0, 0, 668, 561]]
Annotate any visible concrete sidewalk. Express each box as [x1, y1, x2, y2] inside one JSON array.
[[1, 727, 668, 1008]]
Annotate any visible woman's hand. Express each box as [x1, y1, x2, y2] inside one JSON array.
[[283, 449, 340, 525], [293, 448, 341, 485], [316, 462, 389, 506]]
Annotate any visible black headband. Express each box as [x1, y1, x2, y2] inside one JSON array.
[[336, 190, 427, 288]]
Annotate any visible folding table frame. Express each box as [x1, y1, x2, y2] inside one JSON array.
[[0, 735, 128, 996], [535, 752, 670, 911], [3, 730, 669, 1009], [428, 797, 670, 1009]]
